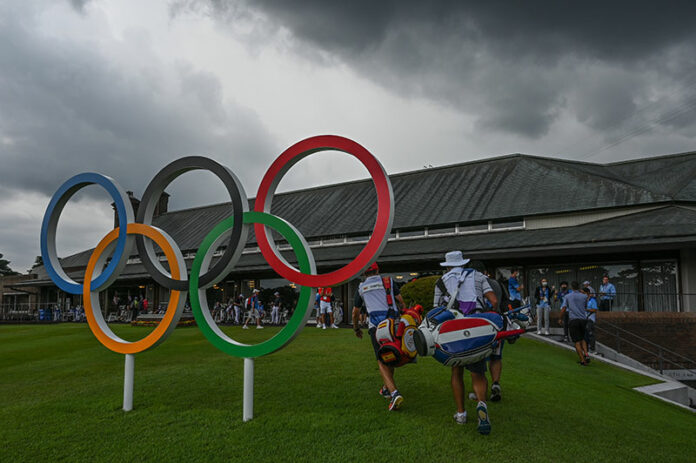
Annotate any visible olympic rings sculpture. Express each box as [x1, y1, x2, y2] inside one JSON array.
[[40, 135, 394, 358]]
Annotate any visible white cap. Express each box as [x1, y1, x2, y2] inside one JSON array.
[[440, 250, 470, 267]]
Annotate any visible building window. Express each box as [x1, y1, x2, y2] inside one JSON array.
[[398, 229, 425, 238], [347, 234, 370, 243], [428, 226, 456, 236], [641, 260, 679, 312], [457, 223, 488, 233], [322, 235, 345, 245], [490, 219, 524, 230]]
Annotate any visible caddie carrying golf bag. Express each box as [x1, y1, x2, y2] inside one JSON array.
[[413, 307, 527, 367], [375, 305, 424, 367]]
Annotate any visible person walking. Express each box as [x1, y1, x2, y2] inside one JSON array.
[[599, 276, 616, 311], [560, 281, 590, 365], [434, 252, 497, 435], [318, 287, 339, 329], [352, 262, 406, 412], [243, 289, 264, 329], [534, 278, 554, 335]]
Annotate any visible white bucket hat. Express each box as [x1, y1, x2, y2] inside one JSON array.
[[440, 250, 470, 267]]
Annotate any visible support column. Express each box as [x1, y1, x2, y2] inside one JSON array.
[[680, 249, 696, 312]]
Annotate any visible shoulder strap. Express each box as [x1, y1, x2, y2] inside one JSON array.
[[382, 277, 394, 308]]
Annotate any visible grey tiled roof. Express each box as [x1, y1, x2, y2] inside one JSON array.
[[44, 151, 696, 274]]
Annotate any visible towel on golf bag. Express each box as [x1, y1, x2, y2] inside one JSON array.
[[416, 309, 526, 367], [375, 306, 423, 367]]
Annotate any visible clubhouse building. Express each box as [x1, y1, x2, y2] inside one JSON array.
[[10, 150, 696, 316]]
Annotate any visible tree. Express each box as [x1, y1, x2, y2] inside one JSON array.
[[400, 275, 439, 309], [0, 253, 19, 276], [29, 255, 44, 273]]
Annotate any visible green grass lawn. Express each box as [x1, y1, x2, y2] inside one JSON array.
[[1, 323, 693, 462]]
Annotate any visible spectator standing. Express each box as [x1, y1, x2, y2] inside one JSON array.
[[233, 294, 244, 325], [534, 278, 554, 335], [560, 281, 590, 365], [271, 291, 282, 325], [556, 281, 570, 342], [585, 288, 598, 353], [599, 276, 616, 311], [582, 281, 596, 299], [142, 296, 149, 314], [508, 269, 523, 309], [318, 287, 339, 329]]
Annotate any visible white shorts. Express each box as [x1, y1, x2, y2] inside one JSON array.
[[320, 301, 332, 314]]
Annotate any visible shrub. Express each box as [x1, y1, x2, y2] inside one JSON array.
[[400, 275, 439, 309]]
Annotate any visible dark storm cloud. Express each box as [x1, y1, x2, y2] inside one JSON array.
[[0, 1, 276, 207], [189, 0, 696, 140]]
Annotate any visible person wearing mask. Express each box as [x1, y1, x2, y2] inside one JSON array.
[[508, 269, 523, 309], [560, 282, 590, 365], [599, 276, 617, 311], [352, 262, 406, 412], [534, 278, 555, 336], [585, 288, 598, 353], [582, 281, 596, 299], [434, 252, 497, 435], [556, 281, 570, 342]]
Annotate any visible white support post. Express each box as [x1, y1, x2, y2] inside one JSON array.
[[243, 357, 254, 422], [123, 354, 134, 412]]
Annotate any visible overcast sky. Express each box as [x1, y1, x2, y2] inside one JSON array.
[[2, 0, 696, 273]]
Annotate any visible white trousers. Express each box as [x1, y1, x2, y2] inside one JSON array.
[[271, 306, 280, 324], [536, 304, 551, 332]]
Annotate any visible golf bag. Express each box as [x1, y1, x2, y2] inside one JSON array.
[[414, 307, 528, 367], [375, 305, 424, 367]]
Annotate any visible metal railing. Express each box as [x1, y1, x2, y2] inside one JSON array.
[[594, 320, 696, 376]]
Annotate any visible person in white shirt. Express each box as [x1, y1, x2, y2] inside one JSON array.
[[433, 251, 497, 435], [352, 262, 406, 411]]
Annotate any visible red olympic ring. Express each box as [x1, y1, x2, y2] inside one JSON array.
[[254, 135, 394, 287]]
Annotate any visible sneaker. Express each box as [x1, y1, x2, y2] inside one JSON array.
[[388, 393, 403, 411], [490, 383, 502, 402], [544, 330, 550, 336], [476, 403, 491, 435], [331, 324, 339, 329], [378, 386, 391, 399], [317, 323, 323, 329], [453, 412, 467, 424], [256, 325, 264, 329], [322, 325, 327, 330], [468, 392, 477, 401], [242, 325, 249, 330]]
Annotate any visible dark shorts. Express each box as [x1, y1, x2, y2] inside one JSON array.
[[465, 359, 487, 375], [568, 319, 586, 343], [368, 327, 382, 361]]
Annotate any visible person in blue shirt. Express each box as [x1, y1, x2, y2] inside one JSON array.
[[242, 289, 264, 329], [584, 288, 598, 353], [599, 276, 617, 311], [560, 282, 590, 365], [508, 269, 523, 308], [556, 281, 570, 342]]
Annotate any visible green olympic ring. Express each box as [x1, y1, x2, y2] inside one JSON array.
[[190, 211, 317, 358]]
